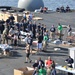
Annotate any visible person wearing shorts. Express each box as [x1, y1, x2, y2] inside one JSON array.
[[38, 43, 42, 50], [27, 35, 33, 53], [25, 44, 32, 63], [37, 34, 43, 52]]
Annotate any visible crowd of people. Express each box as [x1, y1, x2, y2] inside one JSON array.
[[31, 56, 74, 75], [56, 5, 71, 13], [0, 10, 73, 46], [0, 11, 73, 56], [0, 9, 74, 75], [32, 57, 56, 75]]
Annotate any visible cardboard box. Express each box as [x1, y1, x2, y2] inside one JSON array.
[[14, 67, 34, 75]]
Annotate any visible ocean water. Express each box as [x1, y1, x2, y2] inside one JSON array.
[[0, 0, 75, 11]]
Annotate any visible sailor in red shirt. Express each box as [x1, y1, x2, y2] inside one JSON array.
[[46, 56, 53, 68]]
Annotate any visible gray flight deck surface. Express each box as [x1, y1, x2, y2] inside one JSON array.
[[0, 11, 75, 75]]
